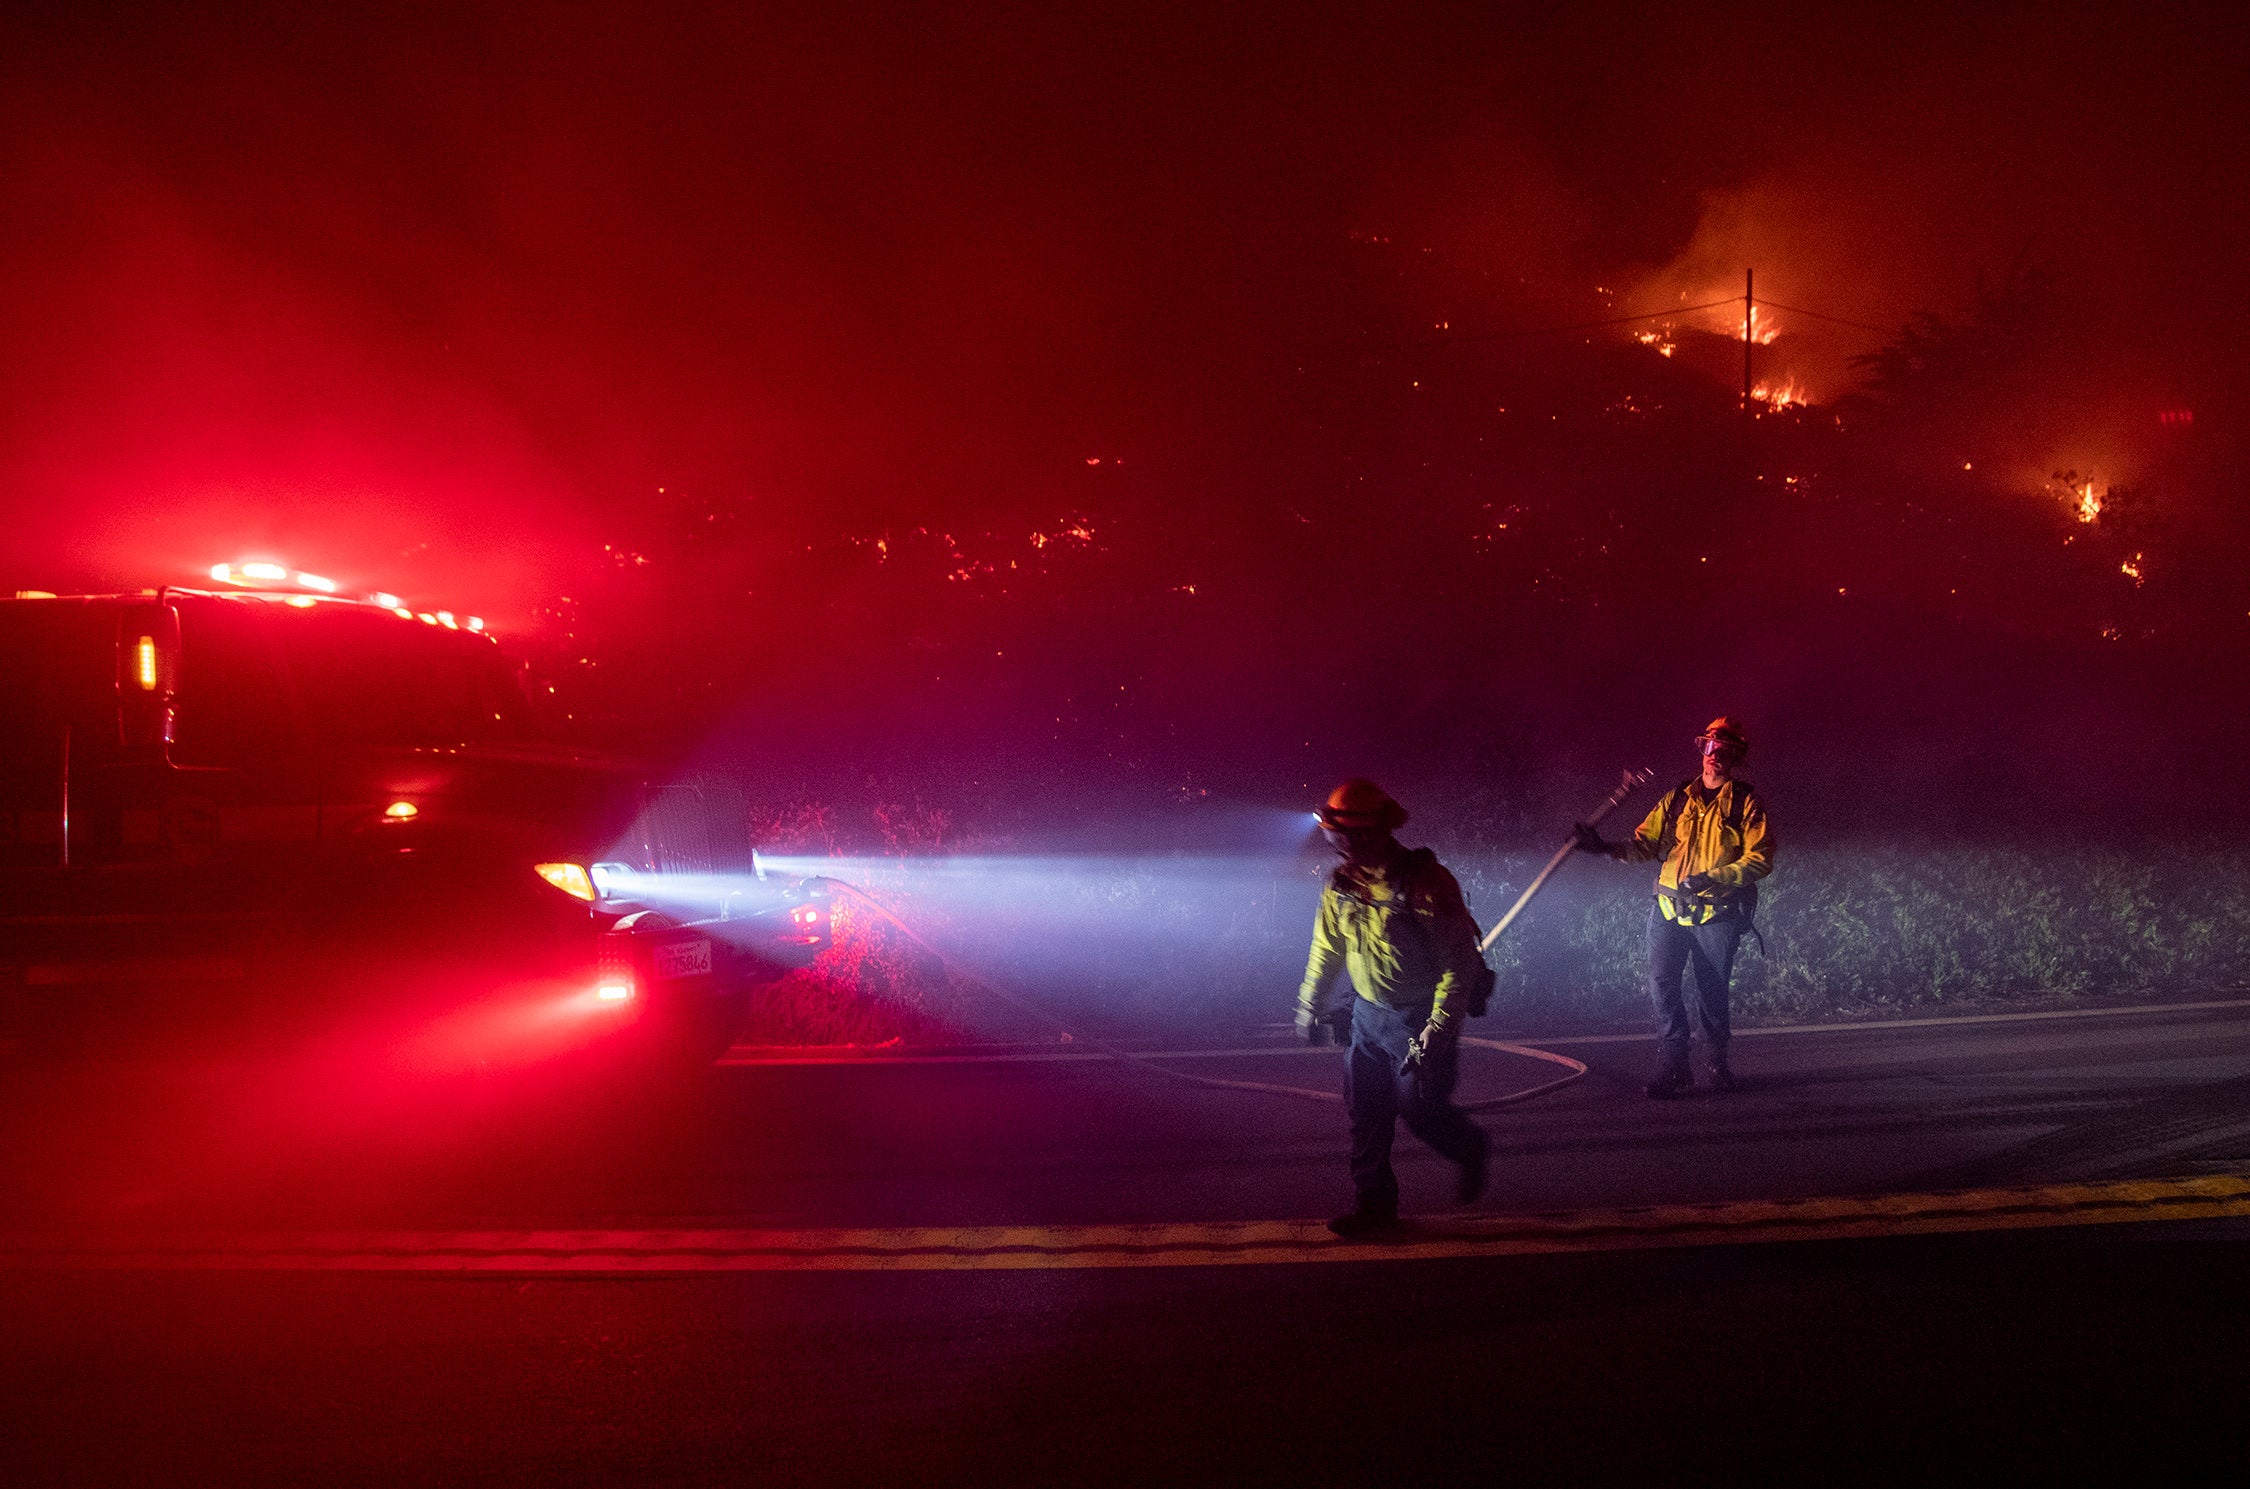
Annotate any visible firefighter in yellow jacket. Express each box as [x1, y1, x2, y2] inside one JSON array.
[[1574, 717, 1775, 1097], [1297, 779, 1489, 1235]]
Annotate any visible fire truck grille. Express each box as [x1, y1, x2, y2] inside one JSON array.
[[623, 783, 752, 876]]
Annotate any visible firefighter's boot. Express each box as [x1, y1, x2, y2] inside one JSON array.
[[1643, 1043, 1692, 1099], [1328, 1205, 1400, 1238]]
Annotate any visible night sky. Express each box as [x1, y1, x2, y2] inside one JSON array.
[[4, 4, 2244, 835]]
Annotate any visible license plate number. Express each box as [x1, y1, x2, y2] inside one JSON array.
[[653, 938, 713, 981]]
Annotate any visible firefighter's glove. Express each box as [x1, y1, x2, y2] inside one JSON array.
[[1679, 872, 1720, 894], [1295, 1005, 1319, 1043], [1570, 823, 1610, 856], [1406, 1020, 1457, 1069]]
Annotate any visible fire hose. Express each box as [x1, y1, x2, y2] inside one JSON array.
[[817, 766, 1653, 1111]]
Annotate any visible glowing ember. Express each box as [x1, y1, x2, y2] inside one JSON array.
[[1633, 330, 1677, 357], [2121, 553, 2145, 586]]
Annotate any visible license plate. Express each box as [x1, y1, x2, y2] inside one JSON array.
[[653, 938, 713, 981]]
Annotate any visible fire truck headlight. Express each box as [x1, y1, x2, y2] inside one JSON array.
[[535, 862, 596, 901], [595, 981, 634, 1003]]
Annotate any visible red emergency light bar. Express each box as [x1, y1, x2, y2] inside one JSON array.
[[205, 559, 485, 634]]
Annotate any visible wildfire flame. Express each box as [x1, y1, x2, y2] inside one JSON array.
[[1633, 330, 1677, 358], [2046, 471, 2105, 525], [1734, 304, 1781, 344], [1750, 379, 1807, 411]]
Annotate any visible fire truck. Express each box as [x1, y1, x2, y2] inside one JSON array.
[[0, 568, 830, 1062]]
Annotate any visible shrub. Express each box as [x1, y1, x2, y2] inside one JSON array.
[[743, 826, 2250, 1044]]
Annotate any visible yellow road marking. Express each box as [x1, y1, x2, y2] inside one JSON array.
[[8, 1176, 2245, 1274]]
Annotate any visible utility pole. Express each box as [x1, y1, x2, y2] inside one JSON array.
[[1743, 267, 1754, 412]]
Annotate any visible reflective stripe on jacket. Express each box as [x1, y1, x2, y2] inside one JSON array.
[[1296, 849, 1484, 1029], [1620, 779, 1775, 925]]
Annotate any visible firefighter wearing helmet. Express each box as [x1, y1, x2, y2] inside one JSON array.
[[1574, 717, 1775, 1096], [1297, 779, 1490, 1236]]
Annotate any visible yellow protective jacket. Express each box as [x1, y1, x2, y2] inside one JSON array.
[[1297, 848, 1485, 1030], [1617, 777, 1775, 925]]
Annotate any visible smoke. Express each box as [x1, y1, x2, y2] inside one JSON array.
[[4, 5, 2244, 833], [1609, 7, 2249, 424]]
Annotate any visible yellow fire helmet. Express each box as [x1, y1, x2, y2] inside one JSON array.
[[1696, 716, 1750, 758], [1319, 778, 1407, 831]]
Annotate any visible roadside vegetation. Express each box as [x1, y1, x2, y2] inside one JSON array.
[[1458, 844, 2250, 1029], [738, 818, 2250, 1045]]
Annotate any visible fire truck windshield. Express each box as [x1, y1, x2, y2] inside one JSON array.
[[172, 599, 536, 761], [275, 605, 535, 748]]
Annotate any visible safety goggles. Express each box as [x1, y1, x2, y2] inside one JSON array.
[[1697, 737, 1739, 757]]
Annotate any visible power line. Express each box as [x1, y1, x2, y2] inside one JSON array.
[[1364, 297, 1744, 353], [1358, 292, 1898, 357], [1751, 298, 1897, 336]]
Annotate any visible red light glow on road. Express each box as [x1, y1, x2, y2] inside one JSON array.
[[386, 980, 643, 1075]]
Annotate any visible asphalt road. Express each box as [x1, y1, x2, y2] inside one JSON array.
[[4, 999, 2248, 1484]]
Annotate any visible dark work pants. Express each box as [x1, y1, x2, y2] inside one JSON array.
[[1646, 906, 1743, 1072], [1345, 995, 1487, 1214]]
